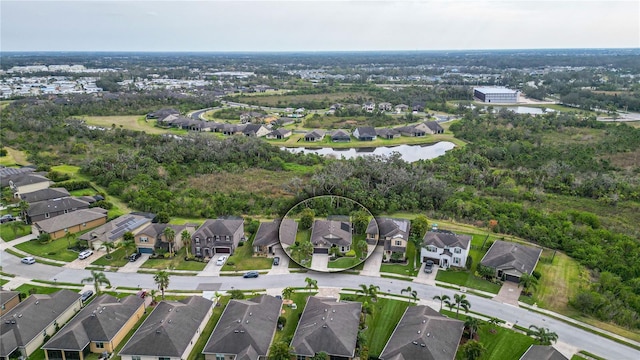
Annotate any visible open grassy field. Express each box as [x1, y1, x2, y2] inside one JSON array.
[[187, 168, 308, 198], [78, 115, 167, 134], [0, 147, 31, 166], [229, 91, 369, 108]]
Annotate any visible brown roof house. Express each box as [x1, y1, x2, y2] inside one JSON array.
[[0, 290, 82, 360], [366, 218, 410, 262], [520, 345, 569, 360], [192, 218, 244, 258], [291, 297, 362, 360], [252, 219, 298, 256], [32, 208, 108, 240], [9, 173, 53, 198], [79, 213, 154, 251], [310, 220, 352, 254], [119, 296, 213, 360], [43, 294, 145, 360], [480, 240, 543, 282], [379, 306, 464, 360], [0, 291, 21, 316], [202, 295, 282, 360], [421, 228, 472, 269], [134, 223, 197, 255]]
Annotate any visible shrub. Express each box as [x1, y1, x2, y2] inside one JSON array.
[[238, 241, 244, 247], [466, 255, 473, 269], [226, 260, 235, 266], [345, 249, 356, 257], [532, 270, 542, 280]]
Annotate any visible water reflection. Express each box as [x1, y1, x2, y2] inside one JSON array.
[[282, 141, 455, 162]]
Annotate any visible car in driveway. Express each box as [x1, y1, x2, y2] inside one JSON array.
[[243, 271, 259, 278], [129, 252, 142, 262], [216, 256, 227, 266], [21, 256, 36, 264], [78, 250, 94, 260], [0, 214, 15, 223], [81, 290, 94, 302], [273, 256, 280, 266], [424, 260, 434, 274]]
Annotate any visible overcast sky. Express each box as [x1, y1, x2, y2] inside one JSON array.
[[1, 0, 638, 51]]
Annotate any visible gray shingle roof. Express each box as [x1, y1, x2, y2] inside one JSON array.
[[34, 208, 108, 234], [137, 223, 190, 240], [9, 173, 51, 187], [193, 219, 244, 238], [424, 121, 444, 133], [28, 197, 91, 217], [0, 291, 20, 308], [423, 231, 471, 250], [310, 220, 352, 248], [304, 129, 326, 140], [253, 219, 298, 247], [79, 214, 153, 243], [480, 240, 543, 276], [355, 127, 376, 138], [368, 218, 411, 253], [20, 188, 70, 203], [43, 295, 144, 351], [520, 345, 569, 360], [202, 295, 282, 360], [379, 306, 464, 360], [119, 296, 213, 358], [291, 297, 361, 358], [0, 290, 81, 357]]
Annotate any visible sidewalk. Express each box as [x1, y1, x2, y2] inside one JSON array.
[[1, 233, 67, 266]]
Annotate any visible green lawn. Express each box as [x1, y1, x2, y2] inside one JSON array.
[[187, 296, 231, 360], [15, 284, 68, 295], [380, 242, 418, 276], [92, 247, 129, 267], [273, 292, 316, 344], [221, 243, 273, 271], [140, 247, 207, 271], [0, 222, 32, 241], [15, 238, 79, 262], [328, 255, 361, 269], [465, 323, 535, 360], [436, 269, 501, 294], [0, 279, 9, 287]]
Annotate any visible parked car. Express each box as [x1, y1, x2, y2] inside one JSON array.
[[273, 256, 280, 266], [424, 260, 434, 274], [81, 290, 94, 302], [21, 256, 36, 264], [0, 214, 15, 223], [78, 250, 94, 260], [216, 256, 228, 266], [129, 252, 142, 262], [243, 271, 259, 278]]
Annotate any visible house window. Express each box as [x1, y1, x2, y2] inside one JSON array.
[[140, 236, 149, 243], [395, 240, 402, 246], [64, 209, 68, 214], [215, 355, 225, 360], [195, 247, 201, 256], [297, 356, 306, 360], [226, 236, 230, 242], [195, 237, 200, 244], [454, 248, 462, 254], [427, 246, 437, 252], [45, 213, 50, 219], [132, 357, 141, 360], [215, 235, 220, 241], [159, 357, 171, 360], [82, 223, 86, 227], [95, 342, 104, 349], [64, 228, 68, 233], [453, 257, 461, 265]]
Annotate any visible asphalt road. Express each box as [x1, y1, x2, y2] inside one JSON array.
[[4, 251, 638, 359]]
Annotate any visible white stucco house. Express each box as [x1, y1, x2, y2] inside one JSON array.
[[420, 229, 471, 269]]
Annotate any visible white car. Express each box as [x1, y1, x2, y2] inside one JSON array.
[[216, 256, 227, 266], [78, 250, 94, 260], [21, 256, 36, 264]]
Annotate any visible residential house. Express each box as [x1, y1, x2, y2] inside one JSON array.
[[353, 127, 377, 141], [480, 240, 543, 282], [265, 128, 292, 140], [240, 112, 265, 124], [134, 223, 196, 254], [42, 295, 145, 360], [79, 213, 154, 251], [366, 218, 410, 262], [310, 220, 352, 254], [20, 188, 70, 203], [146, 108, 179, 120], [329, 129, 351, 142], [394, 104, 409, 113], [412, 104, 425, 112], [291, 297, 361, 360], [242, 124, 270, 137], [303, 129, 326, 142], [520, 345, 569, 360], [119, 297, 213, 360], [397, 123, 430, 137], [276, 117, 295, 126], [0, 291, 20, 316], [378, 102, 392, 111], [379, 306, 464, 360], [362, 101, 376, 113], [421, 228, 471, 269], [0, 167, 35, 187], [375, 128, 401, 140], [26, 197, 91, 224], [32, 208, 108, 240], [253, 219, 298, 256], [0, 290, 82, 360], [9, 173, 53, 198], [192, 218, 244, 257], [202, 295, 282, 360], [424, 121, 445, 134]]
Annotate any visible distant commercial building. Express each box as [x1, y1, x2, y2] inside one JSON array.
[[473, 87, 519, 103]]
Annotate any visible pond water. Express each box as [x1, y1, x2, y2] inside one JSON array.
[[282, 141, 456, 162]]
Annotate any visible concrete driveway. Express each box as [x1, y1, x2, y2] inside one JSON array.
[[118, 254, 151, 273], [361, 245, 383, 276], [64, 251, 103, 269], [197, 254, 227, 276], [268, 247, 290, 275], [310, 253, 329, 272], [414, 261, 438, 285], [493, 281, 522, 306]]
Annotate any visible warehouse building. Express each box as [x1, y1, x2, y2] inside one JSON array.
[[473, 87, 519, 103]]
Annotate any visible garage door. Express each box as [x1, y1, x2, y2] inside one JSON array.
[[139, 247, 154, 254], [506, 274, 520, 283], [215, 247, 231, 254], [313, 248, 329, 254]]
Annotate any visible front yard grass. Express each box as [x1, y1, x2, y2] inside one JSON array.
[[221, 243, 273, 271], [15, 238, 79, 262], [436, 269, 501, 294], [273, 291, 316, 344], [15, 284, 67, 295], [140, 247, 207, 271], [466, 323, 535, 360], [92, 247, 129, 267], [186, 296, 230, 360], [380, 242, 418, 276], [328, 234, 367, 270], [0, 222, 32, 241]]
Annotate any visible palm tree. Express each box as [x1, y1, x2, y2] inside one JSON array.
[[444, 299, 456, 313], [121, 238, 136, 257], [460, 340, 486, 360], [304, 277, 318, 289], [282, 287, 294, 300], [18, 200, 29, 219], [519, 274, 539, 295], [181, 230, 191, 257], [100, 242, 117, 259], [356, 239, 368, 259], [64, 232, 76, 247], [163, 226, 176, 257], [367, 284, 380, 302], [464, 316, 480, 339], [149, 289, 159, 305], [528, 325, 559, 345], [433, 294, 450, 311], [453, 293, 471, 319], [81, 271, 110, 294], [357, 284, 369, 297], [488, 317, 501, 329], [9, 220, 23, 239], [154, 270, 170, 300]]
